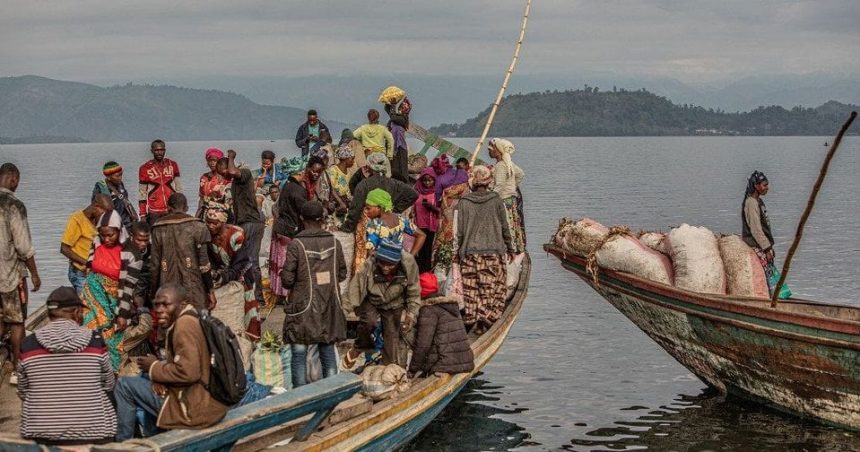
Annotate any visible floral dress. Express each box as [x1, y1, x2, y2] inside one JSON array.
[[366, 214, 417, 252], [199, 172, 232, 218]]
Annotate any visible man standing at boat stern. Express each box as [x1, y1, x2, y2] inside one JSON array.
[[139, 140, 182, 226], [114, 284, 227, 441], [0, 163, 41, 382], [295, 109, 333, 157], [345, 239, 421, 367], [17, 287, 116, 445]]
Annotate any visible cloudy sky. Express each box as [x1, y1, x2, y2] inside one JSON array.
[[2, 0, 858, 84]]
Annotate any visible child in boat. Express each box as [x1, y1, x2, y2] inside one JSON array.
[[408, 273, 474, 378], [80, 210, 131, 371], [413, 169, 440, 272]]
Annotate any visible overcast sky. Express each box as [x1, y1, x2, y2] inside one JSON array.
[[2, 0, 858, 84]]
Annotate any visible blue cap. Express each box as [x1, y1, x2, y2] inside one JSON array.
[[375, 239, 403, 263]]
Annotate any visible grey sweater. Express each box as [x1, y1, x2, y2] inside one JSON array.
[[456, 190, 514, 258]]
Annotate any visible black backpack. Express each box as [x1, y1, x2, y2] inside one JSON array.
[[186, 309, 247, 406]]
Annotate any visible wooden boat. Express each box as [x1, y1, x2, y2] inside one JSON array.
[[544, 242, 860, 430], [0, 254, 530, 450]]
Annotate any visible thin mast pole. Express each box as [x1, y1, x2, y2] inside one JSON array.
[[470, 0, 532, 166], [770, 111, 857, 307]]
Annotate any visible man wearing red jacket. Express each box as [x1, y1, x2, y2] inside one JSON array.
[[138, 140, 182, 225]]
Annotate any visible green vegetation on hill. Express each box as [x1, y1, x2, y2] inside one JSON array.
[[0, 76, 349, 143], [431, 88, 859, 137]]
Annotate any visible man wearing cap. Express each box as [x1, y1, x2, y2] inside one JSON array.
[[341, 153, 418, 233], [17, 287, 117, 445], [344, 238, 421, 367], [93, 161, 138, 230], [0, 163, 41, 384]]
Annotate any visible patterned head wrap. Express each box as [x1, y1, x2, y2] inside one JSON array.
[[281, 155, 310, 176], [469, 165, 494, 188], [489, 138, 516, 177], [205, 148, 224, 160], [367, 152, 388, 174], [431, 154, 451, 176], [366, 188, 393, 212], [335, 144, 355, 160], [102, 161, 122, 176], [95, 210, 128, 245], [205, 203, 229, 224], [745, 170, 768, 196]]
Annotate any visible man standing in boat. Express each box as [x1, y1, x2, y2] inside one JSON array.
[[295, 109, 332, 157], [138, 140, 182, 226], [0, 163, 41, 383], [93, 161, 138, 230]]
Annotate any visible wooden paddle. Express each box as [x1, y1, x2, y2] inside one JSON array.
[[771, 111, 857, 307]]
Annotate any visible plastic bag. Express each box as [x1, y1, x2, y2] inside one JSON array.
[[767, 263, 792, 299]]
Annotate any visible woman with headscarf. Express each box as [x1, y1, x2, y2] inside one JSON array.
[[197, 148, 232, 220], [489, 138, 526, 254], [81, 210, 131, 370], [742, 171, 779, 293], [384, 97, 412, 183], [204, 204, 262, 340], [430, 154, 469, 204], [413, 168, 440, 272], [456, 165, 514, 334], [352, 188, 425, 273], [327, 145, 356, 224], [431, 156, 471, 273]]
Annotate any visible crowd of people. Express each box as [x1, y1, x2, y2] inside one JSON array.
[[0, 98, 531, 445]]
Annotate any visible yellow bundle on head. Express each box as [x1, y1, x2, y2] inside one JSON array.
[[378, 86, 407, 104]]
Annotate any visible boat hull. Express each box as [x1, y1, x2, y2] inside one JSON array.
[[546, 245, 860, 430]]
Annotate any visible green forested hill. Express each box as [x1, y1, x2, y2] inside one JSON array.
[[0, 76, 348, 143], [431, 88, 859, 137]]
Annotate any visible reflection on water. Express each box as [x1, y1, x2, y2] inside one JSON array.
[[404, 376, 533, 451], [567, 389, 857, 452]]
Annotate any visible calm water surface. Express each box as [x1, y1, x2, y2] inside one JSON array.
[[2, 136, 859, 451]]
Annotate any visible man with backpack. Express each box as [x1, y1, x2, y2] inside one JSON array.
[[114, 283, 229, 440]]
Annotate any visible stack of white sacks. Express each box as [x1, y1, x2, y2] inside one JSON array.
[[553, 218, 769, 298]]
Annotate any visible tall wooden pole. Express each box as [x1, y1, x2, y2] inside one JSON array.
[[469, 0, 532, 166], [771, 111, 857, 307]]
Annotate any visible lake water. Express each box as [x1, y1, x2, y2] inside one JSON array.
[[2, 136, 859, 450]]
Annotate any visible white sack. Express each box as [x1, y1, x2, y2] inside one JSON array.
[[554, 218, 609, 257], [596, 234, 674, 285], [639, 232, 669, 255], [718, 235, 769, 298], [667, 224, 726, 294]]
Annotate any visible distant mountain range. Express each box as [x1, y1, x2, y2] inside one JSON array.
[[0, 76, 349, 143], [430, 88, 859, 137], [99, 72, 860, 126]]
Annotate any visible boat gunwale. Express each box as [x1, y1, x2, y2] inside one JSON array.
[[544, 244, 860, 335], [291, 253, 532, 451]]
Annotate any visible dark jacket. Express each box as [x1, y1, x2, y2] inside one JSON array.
[[456, 190, 514, 258], [274, 176, 313, 238], [345, 252, 421, 317], [408, 295, 475, 375], [341, 175, 418, 232], [149, 305, 228, 429], [281, 228, 348, 344], [295, 120, 333, 156], [150, 212, 212, 308]]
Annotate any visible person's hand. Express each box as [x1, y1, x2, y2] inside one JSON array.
[[402, 313, 416, 333], [115, 316, 128, 332], [151, 382, 168, 397], [207, 292, 218, 311], [421, 200, 433, 209], [30, 274, 41, 292], [136, 354, 158, 371], [227, 149, 237, 160]]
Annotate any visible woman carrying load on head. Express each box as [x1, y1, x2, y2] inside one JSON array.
[[457, 165, 514, 334], [742, 171, 777, 292], [488, 138, 525, 254]]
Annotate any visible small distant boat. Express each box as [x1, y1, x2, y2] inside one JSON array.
[[544, 242, 860, 430]]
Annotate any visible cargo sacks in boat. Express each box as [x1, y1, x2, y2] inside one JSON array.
[[667, 224, 726, 295], [718, 234, 769, 298], [553, 218, 673, 286]]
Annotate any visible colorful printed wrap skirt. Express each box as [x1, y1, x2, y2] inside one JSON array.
[[432, 182, 469, 272], [352, 213, 370, 276], [269, 234, 293, 297], [81, 272, 124, 371], [503, 196, 526, 254], [460, 254, 508, 328]]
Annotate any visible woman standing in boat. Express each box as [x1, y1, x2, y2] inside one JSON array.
[[457, 165, 514, 334], [488, 138, 525, 254], [742, 171, 777, 291], [197, 149, 231, 220]]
